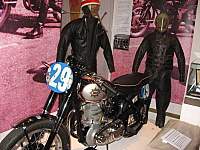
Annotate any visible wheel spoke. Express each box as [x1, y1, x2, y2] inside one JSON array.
[[0, 120, 68, 150], [11, 129, 62, 150]]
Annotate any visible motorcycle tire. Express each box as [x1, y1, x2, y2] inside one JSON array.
[[0, 3, 11, 29], [130, 3, 151, 38], [0, 119, 70, 150]]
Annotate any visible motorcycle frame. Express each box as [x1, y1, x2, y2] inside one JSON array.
[[42, 72, 143, 149], [11, 58, 149, 149]]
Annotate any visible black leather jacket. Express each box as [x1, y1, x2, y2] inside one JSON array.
[[56, 16, 115, 73], [132, 30, 185, 81]]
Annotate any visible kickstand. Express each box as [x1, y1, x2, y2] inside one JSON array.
[[84, 146, 97, 150]]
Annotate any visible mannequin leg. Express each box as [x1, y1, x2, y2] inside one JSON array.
[[155, 71, 171, 128], [26, 0, 49, 38]]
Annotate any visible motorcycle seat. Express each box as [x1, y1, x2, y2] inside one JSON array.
[[112, 72, 149, 87], [112, 73, 149, 97]]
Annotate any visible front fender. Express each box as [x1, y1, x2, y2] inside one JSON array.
[[12, 113, 57, 129]]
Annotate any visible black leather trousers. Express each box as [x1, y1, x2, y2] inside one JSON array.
[[146, 70, 171, 127]]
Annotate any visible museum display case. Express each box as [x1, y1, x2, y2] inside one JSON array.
[[186, 61, 200, 99]]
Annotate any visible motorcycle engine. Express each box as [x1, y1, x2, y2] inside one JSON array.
[[81, 102, 103, 125], [68, 74, 126, 146], [79, 100, 125, 146]]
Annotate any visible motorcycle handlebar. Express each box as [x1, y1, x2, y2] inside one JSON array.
[[91, 76, 124, 97], [66, 55, 88, 72], [101, 81, 118, 95]]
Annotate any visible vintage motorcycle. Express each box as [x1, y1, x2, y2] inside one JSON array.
[[0, 55, 150, 150], [130, 0, 197, 37], [0, 0, 61, 29]]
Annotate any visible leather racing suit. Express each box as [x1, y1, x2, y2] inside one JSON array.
[[56, 16, 115, 73], [56, 15, 115, 112], [132, 30, 185, 127]]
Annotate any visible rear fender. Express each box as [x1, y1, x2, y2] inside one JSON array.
[[12, 113, 57, 129]]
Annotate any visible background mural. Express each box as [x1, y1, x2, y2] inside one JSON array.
[[0, 0, 198, 134], [111, 0, 198, 104], [0, 0, 61, 133]]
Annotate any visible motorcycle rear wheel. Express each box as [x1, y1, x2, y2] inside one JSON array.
[[130, 3, 151, 38], [0, 3, 11, 29], [0, 119, 70, 150]]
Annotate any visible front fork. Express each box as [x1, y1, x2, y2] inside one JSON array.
[[44, 76, 79, 150], [43, 90, 58, 114]]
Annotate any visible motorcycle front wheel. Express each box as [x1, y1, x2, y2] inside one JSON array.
[[0, 119, 70, 150], [0, 3, 11, 29], [130, 3, 151, 38]]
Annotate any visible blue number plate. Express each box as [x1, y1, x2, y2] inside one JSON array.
[[46, 62, 73, 93]]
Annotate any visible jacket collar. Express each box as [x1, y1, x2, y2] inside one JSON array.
[[154, 30, 167, 36]]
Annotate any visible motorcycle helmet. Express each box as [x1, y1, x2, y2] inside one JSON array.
[[81, 0, 100, 17], [155, 13, 169, 33], [81, 0, 100, 8]]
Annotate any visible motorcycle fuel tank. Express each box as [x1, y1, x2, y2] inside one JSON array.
[[81, 83, 105, 102]]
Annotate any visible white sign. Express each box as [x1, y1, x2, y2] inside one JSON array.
[[114, 0, 132, 35], [161, 129, 192, 150]]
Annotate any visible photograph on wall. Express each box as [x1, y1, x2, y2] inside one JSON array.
[[0, 0, 62, 133], [111, 0, 198, 104], [112, 0, 132, 51]]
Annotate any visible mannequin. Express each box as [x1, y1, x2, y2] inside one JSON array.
[[56, 0, 114, 73], [132, 13, 185, 128], [56, 0, 115, 110]]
